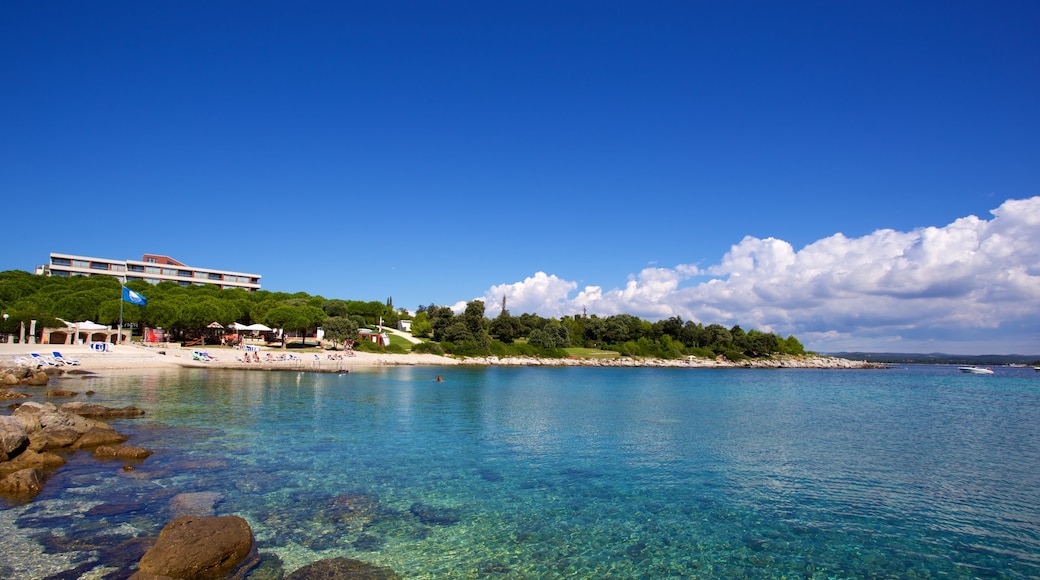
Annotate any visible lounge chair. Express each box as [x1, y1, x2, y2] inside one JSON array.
[[52, 351, 81, 366], [30, 353, 59, 366]]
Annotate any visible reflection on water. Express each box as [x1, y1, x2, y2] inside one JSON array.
[[2, 365, 1039, 578]]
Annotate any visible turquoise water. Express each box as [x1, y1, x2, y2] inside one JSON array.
[[3, 365, 1039, 578]]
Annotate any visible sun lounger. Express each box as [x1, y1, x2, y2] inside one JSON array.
[[30, 352, 59, 366], [52, 351, 81, 366]]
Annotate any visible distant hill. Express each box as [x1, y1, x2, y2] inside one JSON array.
[[827, 352, 1040, 366]]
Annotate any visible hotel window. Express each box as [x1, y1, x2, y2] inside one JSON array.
[[178, 270, 192, 277], [72, 260, 89, 268], [129, 265, 144, 272], [145, 266, 160, 274], [208, 273, 222, 280], [162, 268, 177, 276], [145, 278, 160, 284], [52, 258, 71, 267], [111, 265, 125, 272], [53, 270, 69, 277], [146, 258, 157, 263], [90, 262, 109, 270]]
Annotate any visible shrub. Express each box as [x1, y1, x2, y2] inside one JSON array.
[[412, 342, 445, 355]]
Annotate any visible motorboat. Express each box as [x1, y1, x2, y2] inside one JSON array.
[[959, 366, 994, 375]]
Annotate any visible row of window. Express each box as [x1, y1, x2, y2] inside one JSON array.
[[53, 260, 252, 283]]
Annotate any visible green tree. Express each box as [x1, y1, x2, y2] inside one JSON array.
[[323, 316, 359, 347], [411, 311, 432, 338]]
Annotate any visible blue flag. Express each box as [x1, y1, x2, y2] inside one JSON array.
[[122, 286, 147, 306]]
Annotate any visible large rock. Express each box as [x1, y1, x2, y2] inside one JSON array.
[[12, 401, 56, 432], [0, 449, 65, 477], [59, 402, 146, 418], [23, 371, 50, 386], [286, 557, 400, 579], [132, 515, 256, 580], [0, 467, 44, 497], [28, 425, 82, 451], [72, 426, 129, 449], [39, 409, 102, 434], [0, 415, 28, 457], [0, 388, 31, 398]]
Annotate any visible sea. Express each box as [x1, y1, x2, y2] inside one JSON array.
[[2, 364, 1039, 579]]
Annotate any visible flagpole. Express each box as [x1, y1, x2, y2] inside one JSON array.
[[119, 275, 126, 345], [119, 286, 124, 345]]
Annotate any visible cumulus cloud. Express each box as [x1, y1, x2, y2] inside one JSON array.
[[472, 197, 1040, 354]]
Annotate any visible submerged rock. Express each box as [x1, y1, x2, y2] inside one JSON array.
[[409, 502, 462, 526], [286, 557, 400, 579], [59, 402, 146, 418], [93, 444, 153, 460], [169, 491, 225, 518], [132, 515, 256, 580]]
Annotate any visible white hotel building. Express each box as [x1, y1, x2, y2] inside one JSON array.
[[39, 253, 262, 292]]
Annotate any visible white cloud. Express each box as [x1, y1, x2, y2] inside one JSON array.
[[475, 197, 1040, 354]]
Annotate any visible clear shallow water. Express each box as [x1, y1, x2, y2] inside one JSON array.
[[3, 365, 1039, 578]]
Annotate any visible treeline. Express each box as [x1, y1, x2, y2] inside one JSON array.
[[0, 270, 804, 360], [411, 301, 804, 361]]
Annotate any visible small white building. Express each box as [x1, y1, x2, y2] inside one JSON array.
[[397, 320, 412, 332]]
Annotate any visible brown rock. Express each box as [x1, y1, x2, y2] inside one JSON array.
[[94, 445, 153, 460], [59, 402, 146, 418], [132, 515, 256, 580], [72, 427, 129, 449], [23, 371, 50, 386], [0, 449, 65, 477], [0, 388, 31, 399], [0, 415, 28, 457], [44, 389, 78, 397], [28, 425, 82, 451], [286, 557, 400, 579], [0, 467, 44, 497], [37, 408, 102, 434]]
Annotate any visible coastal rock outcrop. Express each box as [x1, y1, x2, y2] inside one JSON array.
[[131, 515, 257, 580], [28, 425, 82, 451], [0, 449, 66, 475], [0, 400, 146, 500], [285, 557, 400, 580], [0, 415, 28, 459], [0, 467, 44, 496]]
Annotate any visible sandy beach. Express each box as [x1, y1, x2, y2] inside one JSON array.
[[0, 342, 457, 372], [0, 342, 878, 373]]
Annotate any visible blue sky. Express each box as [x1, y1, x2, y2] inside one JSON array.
[[2, 2, 1038, 355]]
